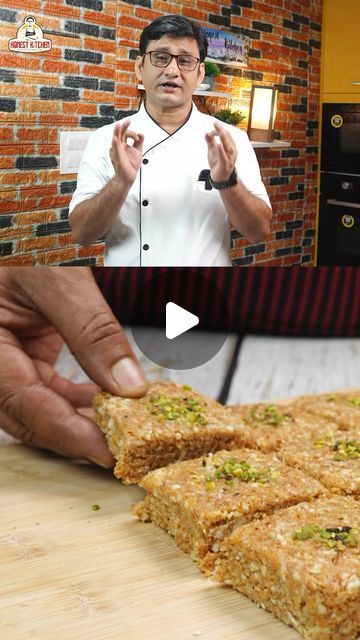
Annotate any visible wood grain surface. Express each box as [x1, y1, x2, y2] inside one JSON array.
[[0, 444, 300, 640]]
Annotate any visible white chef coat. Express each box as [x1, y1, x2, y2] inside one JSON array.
[[69, 101, 271, 267]]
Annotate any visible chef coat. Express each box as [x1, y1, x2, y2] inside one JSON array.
[[69, 101, 271, 267]]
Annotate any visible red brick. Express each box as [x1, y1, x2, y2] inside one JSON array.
[[38, 247, 77, 265], [0, 255, 36, 266], [79, 244, 105, 258]]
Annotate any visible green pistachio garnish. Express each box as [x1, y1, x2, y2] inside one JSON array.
[[204, 458, 276, 489], [205, 475, 216, 490], [91, 504, 100, 511], [349, 397, 360, 407], [326, 396, 336, 402], [313, 433, 333, 447], [248, 404, 288, 427], [332, 439, 360, 461], [148, 394, 208, 425], [293, 524, 358, 550]]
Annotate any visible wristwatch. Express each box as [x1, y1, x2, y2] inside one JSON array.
[[209, 168, 238, 190]]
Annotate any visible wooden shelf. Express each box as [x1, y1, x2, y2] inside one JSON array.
[[195, 89, 229, 97], [251, 140, 291, 149]]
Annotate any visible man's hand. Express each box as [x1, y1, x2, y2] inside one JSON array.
[[109, 118, 145, 186], [0, 267, 148, 467], [205, 121, 238, 182]]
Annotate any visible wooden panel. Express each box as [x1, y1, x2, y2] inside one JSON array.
[[228, 336, 360, 404], [0, 444, 299, 640], [322, 0, 360, 95]]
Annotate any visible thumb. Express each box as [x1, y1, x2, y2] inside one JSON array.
[[12, 267, 148, 398]]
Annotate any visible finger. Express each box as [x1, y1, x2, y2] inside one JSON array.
[[214, 124, 237, 159], [114, 118, 131, 139], [133, 133, 144, 151], [217, 142, 231, 166], [205, 132, 218, 148], [0, 341, 114, 467], [20, 330, 63, 365], [123, 130, 141, 145], [8, 268, 148, 398], [33, 359, 100, 408]]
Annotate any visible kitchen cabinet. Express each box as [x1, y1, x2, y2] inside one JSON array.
[[322, 0, 360, 101]]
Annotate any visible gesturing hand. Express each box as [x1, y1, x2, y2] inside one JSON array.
[[205, 121, 238, 183], [0, 267, 148, 467], [109, 118, 145, 186]]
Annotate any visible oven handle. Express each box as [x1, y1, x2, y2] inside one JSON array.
[[326, 199, 360, 209]]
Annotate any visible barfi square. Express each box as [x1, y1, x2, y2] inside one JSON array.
[[133, 448, 324, 565], [212, 496, 360, 640], [226, 402, 337, 452], [278, 429, 360, 496], [93, 382, 237, 483]]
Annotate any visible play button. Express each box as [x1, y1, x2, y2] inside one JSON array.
[[129, 270, 229, 371], [166, 302, 199, 339]]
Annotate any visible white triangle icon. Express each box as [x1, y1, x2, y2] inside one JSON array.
[[166, 302, 199, 340]]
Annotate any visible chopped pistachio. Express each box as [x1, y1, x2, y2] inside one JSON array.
[[293, 524, 358, 550], [205, 475, 216, 491], [147, 394, 208, 425], [350, 397, 360, 407], [182, 384, 192, 391], [313, 433, 333, 448], [91, 504, 100, 511], [206, 458, 275, 487], [326, 396, 336, 402], [332, 439, 360, 461], [248, 404, 288, 427]]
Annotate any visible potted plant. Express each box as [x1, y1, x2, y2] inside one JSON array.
[[203, 60, 221, 90], [214, 108, 246, 127]]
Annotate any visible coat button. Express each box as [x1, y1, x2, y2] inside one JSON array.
[[143, 244, 149, 251], [143, 159, 149, 165], [142, 199, 149, 206]]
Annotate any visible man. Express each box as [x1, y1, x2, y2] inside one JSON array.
[[69, 15, 272, 266]]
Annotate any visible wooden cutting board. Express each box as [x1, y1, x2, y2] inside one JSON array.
[[0, 444, 300, 640]]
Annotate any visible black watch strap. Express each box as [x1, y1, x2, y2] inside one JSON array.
[[209, 168, 238, 190]]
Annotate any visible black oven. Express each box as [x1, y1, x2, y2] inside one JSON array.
[[317, 103, 360, 265], [317, 172, 360, 265], [321, 103, 360, 174]]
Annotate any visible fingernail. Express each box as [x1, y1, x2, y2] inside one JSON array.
[[111, 358, 147, 394], [89, 456, 113, 469]]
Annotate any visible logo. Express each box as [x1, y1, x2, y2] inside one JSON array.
[[331, 114, 343, 128], [342, 214, 355, 228], [8, 16, 52, 53]]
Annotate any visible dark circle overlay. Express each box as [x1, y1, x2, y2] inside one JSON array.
[[129, 270, 230, 370]]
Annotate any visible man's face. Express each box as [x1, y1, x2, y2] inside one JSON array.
[[135, 36, 205, 108]]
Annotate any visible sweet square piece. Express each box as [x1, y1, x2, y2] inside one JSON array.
[[92, 382, 237, 483], [278, 429, 360, 496], [226, 402, 337, 452], [293, 391, 360, 430], [133, 448, 325, 565], [212, 496, 360, 640]]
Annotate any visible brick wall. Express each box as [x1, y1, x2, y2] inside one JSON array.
[[0, 0, 322, 266]]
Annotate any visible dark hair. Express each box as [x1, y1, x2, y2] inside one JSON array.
[[139, 15, 208, 62]]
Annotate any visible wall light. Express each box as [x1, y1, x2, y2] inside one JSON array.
[[247, 84, 278, 142]]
